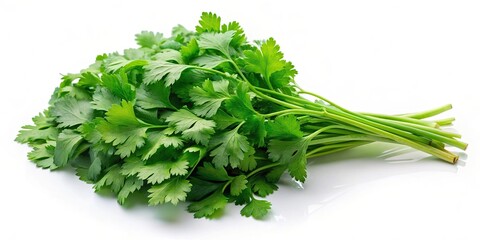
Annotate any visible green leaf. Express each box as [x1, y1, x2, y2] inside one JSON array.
[[97, 101, 148, 158], [101, 73, 136, 101], [190, 79, 230, 117], [251, 177, 278, 197], [143, 60, 191, 86], [242, 114, 267, 147], [240, 199, 271, 219], [117, 177, 144, 205], [135, 31, 163, 48], [154, 49, 183, 63], [196, 12, 221, 33], [209, 126, 254, 168], [27, 142, 57, 170], [51, 96, 94, 128], [91, 87, 121, 111], [77, 72, 101, 88], [244, 38, 286, 88], [230, 175, 248, 196], [180, 38, 199, 63], [266, 115, 303, 140], [141, 131, 183, 161], [188, 178, 223, 201], [192, 55, 229, 69], [239, 150, 257, 171], [224, 82, 256, 119], [121, 157, 189, 184], [148, 178, 192, 205], [197, 31, 235, 57], [16, 111, 58, 143], [166, 109, 216, 145], [221, 21, 246, 48], [211, 110, 242, 130], [196, 162, 231, 182], [94, 165, 125, 193], [188, 190, 228, 219], [54, 130, 84, 167], [136, 82, 175, 110], [268, 137, 310, 182], [87, 148, 107, 180]]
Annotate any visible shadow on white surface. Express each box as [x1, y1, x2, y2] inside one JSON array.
[[267, 142, 462, 222]]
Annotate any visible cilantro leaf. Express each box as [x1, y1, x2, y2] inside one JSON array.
[[117, 177, 144, 205], [27, 141, 57, 170], [240, 198, 271, 219], [196, 162, 231, 182], [53, 130, 84, 167], [251, 177, 278, 197], [244, 38, 286, 89], [94, 165, 126, 193], [148, 178, 192, 205], [188, 190, 228, 219], [192, 55, 229, 69], [166, 109, 216, 145], [209, 125, 254, 168], [121, 157, 189, 184], [266, 115, 303, 140], [136, 82, 175, 110], [143, 60, 191, 86], [140, 131, 183, 161], [196, 12, 221, 33], [101, 72, 136, 101], [16, 111, 58, 143], [230, 175, 248, 196], [180, 38, 199, 63], [197, 31, 235, 57], [135, 31, 163, 48], [91, 87, 121, 111], [190, 79, 230, 117], [51, 96, 94, 128], [268, 137, 310, 182], [221, 21, 246, 48], [97, 101, 148, 158]]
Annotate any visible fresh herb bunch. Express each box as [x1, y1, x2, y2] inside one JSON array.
[[16, 12, 466, 219]]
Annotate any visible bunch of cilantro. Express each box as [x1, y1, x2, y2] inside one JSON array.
[[16, 12, 466, 219]]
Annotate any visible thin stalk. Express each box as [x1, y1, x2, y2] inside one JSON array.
[[361, 112, 438, 128], [436, 117, 456, 126], [362, 115, 466, 149], [324, 110, 459, 163], [309, 134, 394, 146], [401, 104, 453, 119], [306, 141, 371, 158]]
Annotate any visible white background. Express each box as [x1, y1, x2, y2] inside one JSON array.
[[1, 0, 479, 239]]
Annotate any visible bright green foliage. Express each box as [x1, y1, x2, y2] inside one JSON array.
[[51, 97, 94, 128], [166, 109, 216, 145], [143, 61, 191, 86], [240, 198, 271, 219], [97, 101, 149, 158], [196, 12, 221, 33], [190, 79, 230, 117], [16, 12, 465, 220], [148, 178, 192, 205], [187, 190, 228, 218], [230, 175, 248, 196], [244, 38, 287, 89], [54, 130, 84, 167]]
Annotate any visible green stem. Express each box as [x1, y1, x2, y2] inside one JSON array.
[[306, 141, 372, 158], [401, 104, 453, 119], [324, 110, 458, 163]]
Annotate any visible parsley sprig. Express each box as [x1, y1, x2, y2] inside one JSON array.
[[16, 12, 466, 219]]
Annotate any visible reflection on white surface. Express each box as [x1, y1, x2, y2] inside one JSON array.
[[268, 142, 460, 221]]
